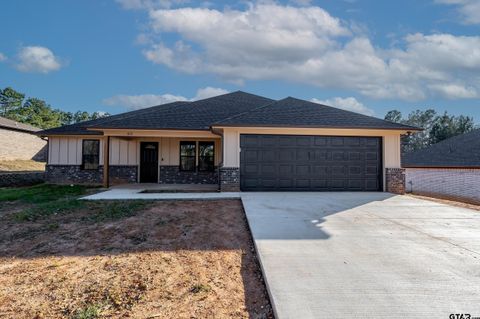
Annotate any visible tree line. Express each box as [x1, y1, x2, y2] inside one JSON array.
[[0, 87, 110, 129], [385, 109, 476, 153]]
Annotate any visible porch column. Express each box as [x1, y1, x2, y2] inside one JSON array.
[[103, 135, 110, 188]]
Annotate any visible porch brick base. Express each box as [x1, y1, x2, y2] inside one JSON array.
[[219, 167, 240, 192], [386, 168, 406, 194], [159, 165, 218, 184], [45, 165, 137, 185]]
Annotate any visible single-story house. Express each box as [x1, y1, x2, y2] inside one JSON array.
[[38, 91, 419, 193], [403, 128, 480, 204], [0, 116, 47, 162]]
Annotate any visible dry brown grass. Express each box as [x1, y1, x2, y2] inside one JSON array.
[[0, 160, 45, 172], [0, 199, 272, 319]]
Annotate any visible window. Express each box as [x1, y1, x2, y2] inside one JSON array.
[[180, 141, 196, 171], [199, 141, 215, 171], [82, 139, 100, 170]]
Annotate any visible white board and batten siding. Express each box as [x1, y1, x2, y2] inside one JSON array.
[[47, 136, 222, 166], [49, 137, 104, 165]]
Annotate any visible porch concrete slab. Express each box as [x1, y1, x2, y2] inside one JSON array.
[[241, 192, 480, 319], [81, 186, 240, 200]]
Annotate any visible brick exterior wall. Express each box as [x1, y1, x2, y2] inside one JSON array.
[[45, 165, 137, 185], [0, 127, 47, 161], [0, 171, 45, 187], [109, 165, 138, 185], [386, 168, 406, 194], [159, 165, 218, 184], [219, 167, 240, 192], [406, 168, 480, 204]]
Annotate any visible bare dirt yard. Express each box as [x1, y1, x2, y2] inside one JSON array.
[[0, 185, 272, 319], [0, 160, 45, 172]]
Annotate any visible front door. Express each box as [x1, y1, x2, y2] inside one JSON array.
[[140, 142, 158, 183]]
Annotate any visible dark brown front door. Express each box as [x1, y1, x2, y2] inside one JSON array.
[[140, 142, 158, 183]]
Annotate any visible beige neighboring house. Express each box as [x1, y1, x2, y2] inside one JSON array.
[[0, 116, 47, 162], [38, 91, 420, 193]]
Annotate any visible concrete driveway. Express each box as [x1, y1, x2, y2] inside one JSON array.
[[241, 192, 480, 319]]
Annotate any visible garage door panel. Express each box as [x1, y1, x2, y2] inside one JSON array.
[[260, 164, 276, 175], [295, 149, 310, 161], [279, 149, 295, 161], [261, 150, 275, 161], [332, 151, 346, 161], [296, 179, 311, 188], [296, 165, 310, 175], [240, 135, 382, 191], [244, 150, 258, 161]]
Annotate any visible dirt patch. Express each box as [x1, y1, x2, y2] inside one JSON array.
[[407, 194, 480, 212], [0, 200, 273, 318]]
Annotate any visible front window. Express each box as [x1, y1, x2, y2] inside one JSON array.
[[82, 139, 100, 170], [198, 141, 215, 171], [180, 141, 196, 171]]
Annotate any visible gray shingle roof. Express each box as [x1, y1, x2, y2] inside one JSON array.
[[0, 116, 41, 132], [38, 91, 419, 136], [402, 129, 480, 168], [91, 91, 274, 130], [38, 101, 190, 135], [214, 97, 420, 131]]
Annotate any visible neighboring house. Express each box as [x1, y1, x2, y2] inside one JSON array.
[[38, 91, 419, 193], [403, 129, 480, 204], [0, 116, 47, 162]]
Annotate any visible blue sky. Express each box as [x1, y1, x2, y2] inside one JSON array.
[[0, 0, 479, 120]]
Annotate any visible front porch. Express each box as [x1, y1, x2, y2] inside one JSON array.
[[99, 130, 223, 188]]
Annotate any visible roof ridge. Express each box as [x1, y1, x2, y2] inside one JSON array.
[[211, 96, 278, 126]]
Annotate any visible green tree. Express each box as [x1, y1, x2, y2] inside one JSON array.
[[385, 109, 476, 153], [90, 111, 110, 120], [0, 87, 25, 117], [73, 111, 91, 123], [15, 98, 63, 129], [429, 113, 475, 145]]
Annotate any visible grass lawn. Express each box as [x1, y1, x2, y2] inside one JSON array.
[[0, 184, 272, 319]]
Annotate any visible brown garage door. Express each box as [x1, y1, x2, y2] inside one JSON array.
[[240, 135, 382, 191]]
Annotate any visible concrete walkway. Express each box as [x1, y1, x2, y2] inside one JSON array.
[[241, 192, 480, 319], [81, 184, 240, 200]]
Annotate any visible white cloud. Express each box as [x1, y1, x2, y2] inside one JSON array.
[[436, 0, 480, 24], [0, 53, 6, 62], [311, 97, 375, 116], [193, 86, 229, 100], [15, 46, 62, 73], [103, 86, 229, 109], [130, 3, 480, 101]]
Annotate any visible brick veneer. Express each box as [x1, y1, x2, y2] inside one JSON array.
[[159, 165, 219, 184], [385, 168, 406, 194], [45, 165, 137, 185], [219, 167, 240, 192], [405, 168, 480, 205]]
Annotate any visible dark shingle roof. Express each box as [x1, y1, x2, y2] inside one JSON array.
[[90, 91, 274, 130], [403, 129, 480, 168], [38, 91, 419, 136], [38, 101, 190, 135], [0, 116, 41, 132], [214, 97, 420, 131]]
